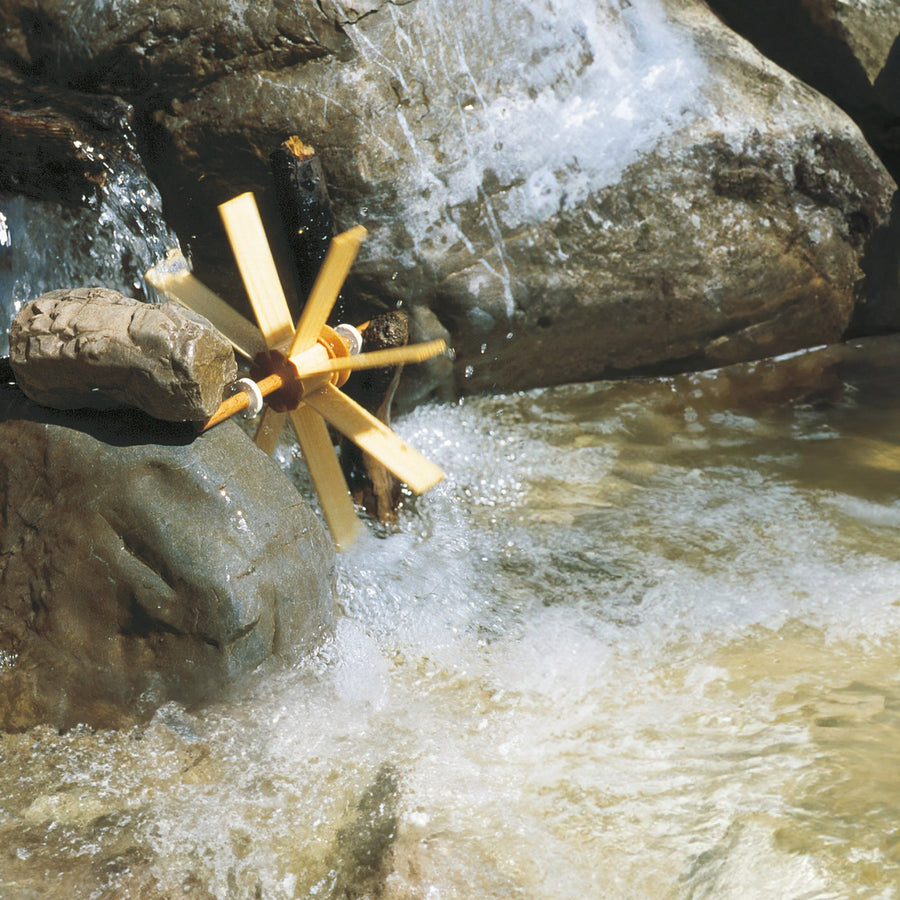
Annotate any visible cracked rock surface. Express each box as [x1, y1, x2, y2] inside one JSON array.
[[9, 287, 237, 421], [0, 387, 335, 731]]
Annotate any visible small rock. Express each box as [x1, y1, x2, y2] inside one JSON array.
[[9, 287, 237, 421]]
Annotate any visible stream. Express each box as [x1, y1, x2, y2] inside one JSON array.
[[3, 336, 900, 898]]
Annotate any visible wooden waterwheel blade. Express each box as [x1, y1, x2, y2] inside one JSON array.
[[288, 225, 367, 357], [289, 405, 364, 550], [304, 383, 444, 495], [145, 249, 267, 360], [219, 193, 295, 351], [294, 339, 448, 379], [254, 406, 287, 455]]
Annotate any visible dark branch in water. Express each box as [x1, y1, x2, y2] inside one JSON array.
[[269, 136, 343, 321], [341, 312, 409, 523], [269, 137, 410, 522]]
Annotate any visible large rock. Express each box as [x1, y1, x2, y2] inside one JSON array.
[[704, 0, 900, 335], [148, 0, 897, 394], [0, 0, 351, 94], [0, 0, 896, 397], [801, 0, 900, 89], [9, 287, 237, 421], [704, 0, 900, 138], [0, 386, 335, 731]]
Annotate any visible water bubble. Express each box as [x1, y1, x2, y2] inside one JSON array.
[[464, 365, 475, 378]]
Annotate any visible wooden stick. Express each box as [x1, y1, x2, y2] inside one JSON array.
[[269, 138, 339, 313], [338, 311, 409, 523], [203, 390, 250, 430], [296, 339, 447, 377], [254, 406, 286, 455], [219, 193, 295, 350], [146, 249, 267, 361], [289, 405, 363, 550], [305, 383, 444, 494], [201, 334, 445, 435], [202, 372, 285, 431], [288, 226, 367, 356]]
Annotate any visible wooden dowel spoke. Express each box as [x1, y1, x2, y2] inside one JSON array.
[[295, 339, 448, 377]]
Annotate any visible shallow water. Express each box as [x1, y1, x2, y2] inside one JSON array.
[[3, 338, 900, 898]]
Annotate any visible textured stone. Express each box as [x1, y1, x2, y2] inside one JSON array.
[[9, 287, 237, 421], [0, 0, 897, 399], [802, 0, 900, 85], [0, 387, 335, 731], [704, 0, 900, 334], [141, 0, 894, 396], [0, 0, 352, 94]]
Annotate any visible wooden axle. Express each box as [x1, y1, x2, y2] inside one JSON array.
[[202, 371, 283, 431], [203, 326, 347, 431], [202, 327, 448, 432]]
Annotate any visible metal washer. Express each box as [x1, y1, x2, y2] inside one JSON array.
[[334, 323, 364, 356], [228, 377, 264, 417]]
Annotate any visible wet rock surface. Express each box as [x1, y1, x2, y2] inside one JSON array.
[[0, 0, 898, 397], [0, 0, 352, 94], [704, 0, 900, 335], [9, 287, 237, 420], [0, 61, 137, 206], [0, 58, 180, 348], [0, 387, 335, 731]]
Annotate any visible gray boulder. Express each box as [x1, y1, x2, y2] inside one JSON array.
[[704, 0, 900, 335], [144, 0, 897, 394], [0, 0, 350, 93], [0, 387, 335, 731]]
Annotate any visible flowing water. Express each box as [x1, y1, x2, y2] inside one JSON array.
[[0, 153, 179, 355], [3, 337, 900, 898]]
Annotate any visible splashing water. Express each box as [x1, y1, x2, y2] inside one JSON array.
[[3, 338, 900, 897], [0, 153, 180, 355]]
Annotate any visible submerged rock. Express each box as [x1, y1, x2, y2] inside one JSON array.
[[0, 387, 335, 731], [9, 287, 237, 421]]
